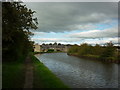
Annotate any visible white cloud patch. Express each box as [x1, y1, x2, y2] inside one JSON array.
[[70, 23, 97, 30], [31, 38, 83, 42], [84, 37, 119, 45], [31, 37, 119, 45], [67, 27, 118, 38]]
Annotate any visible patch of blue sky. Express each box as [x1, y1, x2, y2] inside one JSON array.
[[95, 19, 118, 30]]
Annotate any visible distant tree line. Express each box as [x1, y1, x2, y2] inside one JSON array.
[[68, 42, 119, 62], [2, 2, 38, 61]]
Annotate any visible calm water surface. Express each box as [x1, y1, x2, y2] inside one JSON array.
[[35, 53, 118, 88]]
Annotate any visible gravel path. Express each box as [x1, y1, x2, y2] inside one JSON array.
[[24, 56, 33, 88]]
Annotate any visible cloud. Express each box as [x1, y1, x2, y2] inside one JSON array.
[[67, 26, 118, 39], [22, 0, 119, 2], [31, 38, 83, 42], [31, 37, 119, 45], [25, 2, 118, 32], [84, 37, 119, 45], [25, 2, 118, 45], [32, 31, 45, 35]]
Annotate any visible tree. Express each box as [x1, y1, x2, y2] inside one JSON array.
[[2, 2, 38, 61], [78, 43, 93, 56], [93, 44, 103, 55], [100, 42, 115, 60], [68, 45, 79, 54]]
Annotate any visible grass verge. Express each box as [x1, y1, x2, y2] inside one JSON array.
[[30, 54, 69, 88], [2, 56, 25, 88], [3, 53, 70, 88]]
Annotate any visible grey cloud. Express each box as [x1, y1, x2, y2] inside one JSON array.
[[22, 0, 119, 2], [25, 2, 118, 32]]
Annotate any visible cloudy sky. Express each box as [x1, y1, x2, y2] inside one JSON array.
[[24, 2, 119, 45]]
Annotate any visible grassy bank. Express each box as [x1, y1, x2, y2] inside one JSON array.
[[30, 54, 69, 88], [68, 43, 119, 64], [3, 52, 69, 88], [68, 53, 119, 64], [2, 57, 25, 88]]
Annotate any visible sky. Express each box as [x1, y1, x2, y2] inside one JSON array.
[[24, 2, 119, 45]]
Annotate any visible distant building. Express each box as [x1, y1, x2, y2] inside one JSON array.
[[34, 42, 72, 52], [34, 44, 41, 52]]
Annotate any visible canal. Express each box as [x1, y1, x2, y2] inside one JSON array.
[[35, 53, 118, 88]]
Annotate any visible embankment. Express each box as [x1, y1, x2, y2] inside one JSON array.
[[67, 53, 119, 64], [30, 53, 69, 88]]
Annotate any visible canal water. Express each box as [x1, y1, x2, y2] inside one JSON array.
[[35, 53, 118, 88]]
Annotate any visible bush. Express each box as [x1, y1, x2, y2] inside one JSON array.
[[47, 49, 54, 53]]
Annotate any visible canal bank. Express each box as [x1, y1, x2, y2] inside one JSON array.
[[67, 53, 120, 64], [31, 53, 69, 88], [2, 53, 69, 88], [35, 53, 118, 88]]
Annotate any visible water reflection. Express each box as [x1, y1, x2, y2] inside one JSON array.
[[35, 53, 118, 88]]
